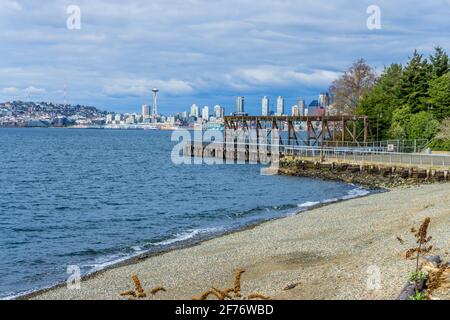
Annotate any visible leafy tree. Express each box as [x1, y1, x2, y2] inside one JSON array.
[[427, 72, 450, 121], [407, 112, 439, 140], [388, 105, 411, 139], [428, 118, 450, 151], [429, 46, 449, 78], [357, 64, 403, 140], [329, 58, 377, 115], [398, 50, 432, 113]]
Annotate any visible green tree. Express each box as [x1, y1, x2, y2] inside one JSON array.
[[407, 112, 439, 140], [388, 105, 411, 139], [427, 72, 450, 121], [357, 64, 403, 140], [429, 46, 449, 78], [398, 50, 432, 113], [428, 118, 450, 151]]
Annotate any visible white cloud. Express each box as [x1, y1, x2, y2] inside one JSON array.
[[103, 78, 193, 96], [229, 66, 340, 88], [25, 86, 46, 95], [152, 79, 193, 94], [1, 87, 20, 94]]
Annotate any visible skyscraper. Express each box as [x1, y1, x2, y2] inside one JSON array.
[[319, 93, 330, 108], [142, 104, 150, 119], [298, 99, 306, 116], [214, 105, 224, 119], [262, 96, 269, 116], [291, 105, 299, 116], [236, 96, 245, 114], [276, 96, 284, 116], [190, 104, 199, 118], [202, 106, 209, 120]]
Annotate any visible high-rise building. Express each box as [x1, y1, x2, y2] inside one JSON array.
[[214, 105, 224, 119], [262, 96, 269, 116], [298, 99, 306, 116], [291, 105, 300, 116], [236, 96, 244, 114], [114, 113, 122, 124], [142, 104, 150, 119], [202, 106, 209, 121], [106, 114, 113, 124], [276, 96, 284, 116], [190, 104, 199, 118], [319, 93, 330, 108]]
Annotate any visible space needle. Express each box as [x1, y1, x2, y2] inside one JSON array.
[[152, 88, 159, 116]]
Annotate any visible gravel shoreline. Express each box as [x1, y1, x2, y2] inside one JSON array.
[[28, 183, 449, 300]]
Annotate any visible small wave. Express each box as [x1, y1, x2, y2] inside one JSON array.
[[152, 227, 223, 246], [342, 187, 370, 200], [297, 201, 320, 208]]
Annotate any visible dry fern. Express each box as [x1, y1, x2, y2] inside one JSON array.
[[132, 274, 146, 298], [119, 274, 165, 300], [192, 290, 223, 300], [423, 262, 450, 298], [149, 286, 166, 295], [247, 293, 271, 300], [234, 269, 245, 297]]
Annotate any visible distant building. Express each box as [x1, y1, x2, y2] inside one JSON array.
[[291, 105, 300, 116], [202, 106, 209, 121], [142, 104, 151, 119], [106, 114, 114, 124], [319, 93, 330, 108], [236, 96, 245, 114], [308, 100, 325, 117], [114, 113, 122, 124], [190, 104, 199, 118], [276, 96, 284, 116], [262, 96, 269, 116], [214, 105, 224, 119], [298, 99, 306, 116]]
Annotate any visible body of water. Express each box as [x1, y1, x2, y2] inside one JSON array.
[[0, 128, 369, 298]]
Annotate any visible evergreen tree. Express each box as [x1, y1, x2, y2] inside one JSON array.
[[427, 72, 450, 120], [429, 46, 449, 78], [398, 50, 432, 113], [357, 64, 403, 140]]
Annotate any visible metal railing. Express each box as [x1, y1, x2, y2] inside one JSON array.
[[189, 141, 450, 168]]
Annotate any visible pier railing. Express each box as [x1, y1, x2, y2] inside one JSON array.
[[187, 141, 450, 169]]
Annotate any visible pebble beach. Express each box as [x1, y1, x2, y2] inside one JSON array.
[[28, 183, 450, 300]]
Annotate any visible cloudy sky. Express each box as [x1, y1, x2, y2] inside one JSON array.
[[0, 0, 449, 114]]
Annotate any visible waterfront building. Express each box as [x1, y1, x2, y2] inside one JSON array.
[[142, 104, 151, 119], [276, 96, 284, 116], [114, 113, 122, 124], [291, 105, 300, 116], [106, 114, 113, 124], [262, 96, 269, 116]]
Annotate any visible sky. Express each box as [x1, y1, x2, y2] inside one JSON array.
[[0, 0, 449, 115]]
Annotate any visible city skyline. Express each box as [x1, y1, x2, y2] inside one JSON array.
[[0, 1, 448, 115]]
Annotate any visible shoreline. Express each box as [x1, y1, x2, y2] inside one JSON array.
[[22, 183, 450, 300], [13, 184, 377, 300]]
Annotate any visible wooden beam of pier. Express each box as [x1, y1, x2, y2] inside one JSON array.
[[224, 115, 370, 146]]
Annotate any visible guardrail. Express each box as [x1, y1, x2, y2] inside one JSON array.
[[188, 141, 450, 168]]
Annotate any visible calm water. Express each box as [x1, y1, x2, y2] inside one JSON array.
[[0, 128, 368, 298]]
